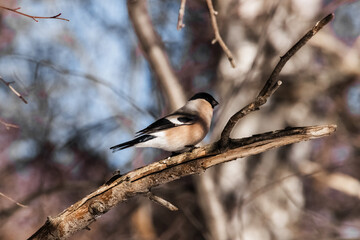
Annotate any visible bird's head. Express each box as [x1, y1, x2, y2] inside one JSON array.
[[189, 92, 219, 108]]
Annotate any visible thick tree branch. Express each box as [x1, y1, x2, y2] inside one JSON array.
[[28, 124, 336, 239], [127, 0, 186, 110], [0, 6, 69, 22], [219, 13, 334, 146]]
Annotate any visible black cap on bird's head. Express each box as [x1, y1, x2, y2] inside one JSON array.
[[189, 92, 219, 108]]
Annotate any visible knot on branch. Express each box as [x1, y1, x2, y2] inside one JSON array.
[[88, 200, 106, 217]]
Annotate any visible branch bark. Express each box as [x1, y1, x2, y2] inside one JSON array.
[[28, 124, 336, 239]]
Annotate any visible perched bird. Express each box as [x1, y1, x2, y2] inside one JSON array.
[[110, 92, 218, 153]]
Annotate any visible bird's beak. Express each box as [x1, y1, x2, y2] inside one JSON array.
[[212, 99, 219, 108]]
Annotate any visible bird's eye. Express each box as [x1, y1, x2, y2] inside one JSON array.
[[178, 117, 193, 123]]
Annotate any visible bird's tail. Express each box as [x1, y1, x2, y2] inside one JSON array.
[[110, 135, 156, 152]]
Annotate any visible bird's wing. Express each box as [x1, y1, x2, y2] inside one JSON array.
[[135, 113, 198, 136], [166, 113, 198, 125]]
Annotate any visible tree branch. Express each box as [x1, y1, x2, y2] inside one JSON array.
[[0, 182, 94, 222], [258, 13, 334, 97], [205, 0, 236, 68], [0, 118, 19, 130], [28, 124, 336, 239], [219, 13, 334, 146], [0, 76, 28, 104], [146, 192, 178, 211], [0, 6, 69, 22], [127, 0, 186, 110], [177, 0, 187, 30], [0, 191, 27, 208]]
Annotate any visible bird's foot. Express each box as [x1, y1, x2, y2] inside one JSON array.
[[185, 145, 199, 152]]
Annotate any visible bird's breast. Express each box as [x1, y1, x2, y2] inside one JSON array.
[[137, 122, 208, 152]]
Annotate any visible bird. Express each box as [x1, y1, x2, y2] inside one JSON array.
[[110, 92, 218, 154]]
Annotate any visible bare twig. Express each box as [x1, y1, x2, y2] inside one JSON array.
[[258, 13, 334, 97], [205, 0, 236, 68], [177, 0, 187, 30], [0, 118, 19, 130], [219, 13, 334, 147], [0, 6, 69, 22], [28, 125, 336, 239], [0, 76, 28, 104], [146, 192, 178, 211], [0, 192, 27, 208]]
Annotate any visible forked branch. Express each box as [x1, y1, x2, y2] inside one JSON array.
[[28, 125, 336, 239], [219, 13, 334, 146]]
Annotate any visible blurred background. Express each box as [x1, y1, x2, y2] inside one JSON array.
[[0, 0, 359, 239]]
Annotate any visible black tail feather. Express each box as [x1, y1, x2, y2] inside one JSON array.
[[110, 135, 156, 152]]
